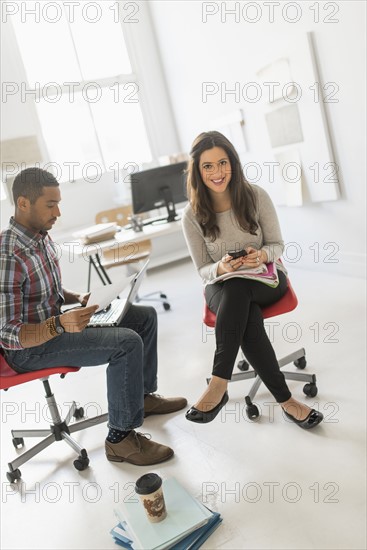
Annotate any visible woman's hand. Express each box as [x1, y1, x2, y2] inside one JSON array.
[[217, 254, 244, 275], [242, 247, 268, 268], [217, 248, 268, 275]]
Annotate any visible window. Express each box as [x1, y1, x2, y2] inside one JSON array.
[[12, 0, 152, 182]]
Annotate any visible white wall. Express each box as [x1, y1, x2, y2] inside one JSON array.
[[148, 0, 366, 275]]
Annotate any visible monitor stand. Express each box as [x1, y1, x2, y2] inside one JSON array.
[[160, 185, 177, 222], [138, 186, 180, 228]]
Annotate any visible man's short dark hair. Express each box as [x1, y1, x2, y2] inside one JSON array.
[[12, 167, 59, 205]]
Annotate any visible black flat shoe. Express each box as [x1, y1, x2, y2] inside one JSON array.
[[283, 408, 324, 430], [185, 391, 229, 424]]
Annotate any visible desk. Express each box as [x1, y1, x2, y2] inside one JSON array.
[[60, 220, 186, 291]]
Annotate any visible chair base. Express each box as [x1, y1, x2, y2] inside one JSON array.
[[206, 347, 318, 421], [6, 377, 108, 482], [122, 260, 171, 310], [135, 290, 171, 311]]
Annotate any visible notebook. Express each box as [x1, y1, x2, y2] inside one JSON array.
[[87, 259, 149, 328]]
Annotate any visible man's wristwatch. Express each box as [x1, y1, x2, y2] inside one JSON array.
[[54, 315, 65, 335]]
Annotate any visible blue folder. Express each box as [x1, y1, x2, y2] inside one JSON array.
[[111, 510, 222, 550]]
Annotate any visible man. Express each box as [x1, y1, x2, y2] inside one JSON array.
[[0, 167, 187, 466]]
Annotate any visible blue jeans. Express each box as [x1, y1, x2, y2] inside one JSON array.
[[4, 305, 158, 431]]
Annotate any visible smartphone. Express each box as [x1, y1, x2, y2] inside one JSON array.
[[227, 249, 248, 259]]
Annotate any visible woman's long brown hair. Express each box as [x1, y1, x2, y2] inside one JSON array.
[[186, 131, 258, 241]]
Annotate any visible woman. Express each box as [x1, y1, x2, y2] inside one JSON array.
[[182, 131, 323, 429]]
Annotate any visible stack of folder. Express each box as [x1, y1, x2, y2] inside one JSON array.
[[110, 477, 222, 549]]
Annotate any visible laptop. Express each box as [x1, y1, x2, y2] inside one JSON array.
[[87, 259, 149, 328]]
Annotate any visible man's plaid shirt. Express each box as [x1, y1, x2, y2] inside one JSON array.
[[0, 217, 64, 349]]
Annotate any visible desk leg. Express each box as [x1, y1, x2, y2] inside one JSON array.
[[88, 259, 92, 292], [95, 253, 112, 285], [87, 254, 112, 291]]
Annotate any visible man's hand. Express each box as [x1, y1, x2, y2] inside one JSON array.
[[63, 289, 90, 306], [60, 305, 99, 333], [78, 292, 91, 306]]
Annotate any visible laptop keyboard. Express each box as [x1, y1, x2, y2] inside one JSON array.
[[90, 300, 122, 323]]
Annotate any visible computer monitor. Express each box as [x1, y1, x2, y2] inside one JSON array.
[[131, 161, 188, 222]]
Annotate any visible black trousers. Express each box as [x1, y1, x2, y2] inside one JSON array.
[[205, 271, 292, 403]]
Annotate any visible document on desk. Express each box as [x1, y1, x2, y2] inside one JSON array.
[[73, 223, 118, 244], [87, 275, 133, 312]]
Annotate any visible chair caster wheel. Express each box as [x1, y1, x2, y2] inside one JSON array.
[[12, 437, 24, 448], [163, 302, 171, 311], [303, 383, 318, 397], [73, 456, 90, 471], [73, 407, 84, 420], [246, 404, 260, 420], [7, 468, 21, 483], [160, 293, 167, 299], [237, 360, 249, 371], [294, 356, 307, 369]]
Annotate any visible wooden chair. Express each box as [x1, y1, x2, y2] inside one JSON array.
[[95, 206, 170, 310], [96, 206, 151, 268]]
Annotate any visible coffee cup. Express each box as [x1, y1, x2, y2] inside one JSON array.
[[135, 473, 167, 523]]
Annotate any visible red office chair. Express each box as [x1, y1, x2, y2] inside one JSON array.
[[203, 279, 318, 420], [0, 351, 108, 482]]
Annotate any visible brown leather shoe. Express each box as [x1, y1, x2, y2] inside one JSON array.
[[144, 394, 188, 417], [105, 431, 174, 465]]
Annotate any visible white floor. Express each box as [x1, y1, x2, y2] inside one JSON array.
[[0, 260, 366, 550]]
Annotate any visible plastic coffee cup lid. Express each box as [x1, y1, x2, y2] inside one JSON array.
[[135, 473, 162, 495]]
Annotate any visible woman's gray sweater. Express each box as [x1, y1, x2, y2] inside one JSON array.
[[182, 184, 287, 286]]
